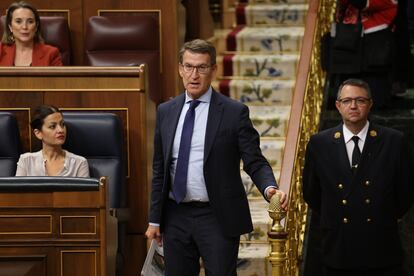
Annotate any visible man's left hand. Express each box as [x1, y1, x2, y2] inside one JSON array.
[[266, 187, 288, 211]]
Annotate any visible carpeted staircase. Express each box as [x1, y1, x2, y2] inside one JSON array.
[[210, 0, 308, 275]]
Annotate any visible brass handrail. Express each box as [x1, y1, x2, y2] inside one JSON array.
[[268, 0, 336, 275]]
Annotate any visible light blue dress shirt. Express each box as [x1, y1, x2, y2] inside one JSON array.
[[169, 88, 212, 202]]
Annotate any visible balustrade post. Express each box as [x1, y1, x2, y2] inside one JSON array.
[[268, 193, 288, 276]]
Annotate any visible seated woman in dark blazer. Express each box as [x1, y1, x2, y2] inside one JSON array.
[[0, 1, 62, 66], [16, 105, 89, 177]]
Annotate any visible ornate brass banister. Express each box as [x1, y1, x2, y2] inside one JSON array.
[[268, 0, 336, 275]]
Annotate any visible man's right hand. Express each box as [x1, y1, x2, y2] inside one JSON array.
[[145, 225, 162, 247]]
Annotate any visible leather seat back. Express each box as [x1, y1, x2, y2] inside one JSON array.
[[0, 112, 21, 176], [85, 15, 161, 103], [63, 112, 125, 208]]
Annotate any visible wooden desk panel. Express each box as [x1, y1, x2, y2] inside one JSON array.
[[0, 179, 107, 276]]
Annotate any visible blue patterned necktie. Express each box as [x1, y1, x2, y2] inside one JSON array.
[[172, 100, 201, 203]]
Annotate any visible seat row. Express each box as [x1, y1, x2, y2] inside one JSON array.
[[1, 14, 159, 66], [0, 14, 161, 102], [0, 111, 125, 208], [0, 110, 130, 274]]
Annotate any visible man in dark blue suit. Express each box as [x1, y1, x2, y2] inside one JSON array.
[[145, 39, 288, 275], [303, 78, 414, 276]]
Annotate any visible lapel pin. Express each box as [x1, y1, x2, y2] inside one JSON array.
[[369, 130, 377, 137], [334, 132, 341, 139]]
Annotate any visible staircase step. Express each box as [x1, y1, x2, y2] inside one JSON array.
[[249, 105, 291, 137], [259, 138, 285, 168], [200, 243, 272, 276], [211, 0, 307, 273], [238, 3, 308, 26], [242, 199, 272, 242], [214, 28, 232, 54], [228, 26, 304, 52], [248, 198, 273, 240], [238, 243, 272, 276], [229, 79, 295, 105], [243, 170, 281, 197], [218, 53, 299, 78]]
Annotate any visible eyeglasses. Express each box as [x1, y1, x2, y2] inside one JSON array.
[[337, 97, 371, 106], [181, 63, 211, 74]]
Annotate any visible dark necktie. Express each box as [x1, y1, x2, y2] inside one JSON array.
[[351, 136, 361, 173], [172, 100, 201, 203]]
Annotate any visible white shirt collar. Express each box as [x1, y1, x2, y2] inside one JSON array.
[[343, 121, 370, 144], [185, 86, 213, 104]]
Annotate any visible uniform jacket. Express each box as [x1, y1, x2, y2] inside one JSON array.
[[338, 0, 397, 33], [149, 90, 276, 237], [303, 123, 414, 269], [0, 43, 62, 66]]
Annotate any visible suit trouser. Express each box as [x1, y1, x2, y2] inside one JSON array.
[[163, 199, 239, 276], [323, 264, 402, 276]]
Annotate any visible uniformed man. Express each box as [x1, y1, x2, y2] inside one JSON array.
[[303, 78, 414, 276]]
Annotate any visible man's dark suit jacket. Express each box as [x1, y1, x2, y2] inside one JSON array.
[[303, 123, 414, 269], [149, 90, 277, 237]]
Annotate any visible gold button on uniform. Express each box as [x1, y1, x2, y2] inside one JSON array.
[[365, 198, 371, 204], [338, 184, 344, 189], [365, 180, 370, 186], [342, 199, 347, 205], [367, 218, 372, 223], [343, 218, 349, 224]]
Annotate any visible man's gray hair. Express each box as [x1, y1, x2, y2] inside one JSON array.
[[179, 39, 216, 65], [337, 78, 372, 100]]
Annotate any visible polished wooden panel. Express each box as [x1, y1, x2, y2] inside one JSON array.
[[124, 235, 147, 276], [0, 180, 108, 275], [61, 250, 97, 276], [0, 255, 47, 276], [0, 215, 51, 234], [0, 67, 144, 91], [60, 216, 97, 235]]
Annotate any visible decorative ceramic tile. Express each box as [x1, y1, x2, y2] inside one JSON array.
[[245, 4, 308, 26], [232, 54, 299, 78], [249, 105, 291, 137], [236, 26, 304, 52], [229, 79, 295, 105]]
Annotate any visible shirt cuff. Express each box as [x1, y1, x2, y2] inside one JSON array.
[[264, 186, 278, 201], [149, 222, 160, 227]]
